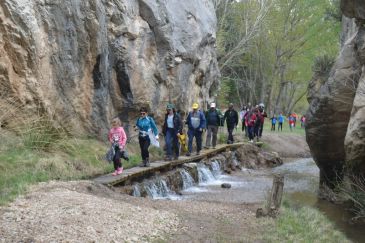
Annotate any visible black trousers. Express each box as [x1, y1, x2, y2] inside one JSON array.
[[278, 122, 283, 131], [113, 146, 122, 170], [138, 136, 150, 160], [227, 126, 234, 142]]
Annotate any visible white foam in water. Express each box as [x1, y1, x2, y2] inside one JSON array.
[[183, 186, 209, 193], [180, 169, 195, 189], [210, 160, 222, 177], [132, 185, 141, 197], [198, 164, 216, 184]]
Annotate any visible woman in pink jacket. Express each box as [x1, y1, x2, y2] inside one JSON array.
[[108, 117, 127, 175]]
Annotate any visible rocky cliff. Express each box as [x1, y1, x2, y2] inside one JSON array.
[[0, 0, 220, 135], [306, 0, 365, 189]]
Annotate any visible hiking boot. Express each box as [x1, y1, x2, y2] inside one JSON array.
[[139, 160, 146, 167], [196, 151, 200, 155], [117, 167, 123, 175], [203, 146, 210, 149], [212, 146, 216, 149], [112, 170, 118, 176], [174, 155, 179, 160], [186, 152, 191, 156], [145, 158, 150, 167]]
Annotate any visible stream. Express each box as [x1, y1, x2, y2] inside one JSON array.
[[133, 158, 365, 242]]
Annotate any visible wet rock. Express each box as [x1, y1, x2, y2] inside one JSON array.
[[221, 183, 231, 189]]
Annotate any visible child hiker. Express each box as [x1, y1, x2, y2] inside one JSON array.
[[108, 117, 127, 176]]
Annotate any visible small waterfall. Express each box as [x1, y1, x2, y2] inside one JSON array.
[[210, 160, 221, 177], [143, 179, 171, 199], [132, 185, 141, 197], [197, 164, 215, 183], [180, 169, 195, 189]]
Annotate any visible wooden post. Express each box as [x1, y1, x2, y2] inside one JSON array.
[[256, 174, 284, 218]]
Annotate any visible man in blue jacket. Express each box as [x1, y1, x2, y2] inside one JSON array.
[[186, 103, 206, 156]]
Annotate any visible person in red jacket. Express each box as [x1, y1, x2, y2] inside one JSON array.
[[245, 108, 257, 142]]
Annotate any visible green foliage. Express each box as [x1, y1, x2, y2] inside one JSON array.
[[340, 176, 365, 221], [264, 205, 350, 242], [216, 0, 341, 113]]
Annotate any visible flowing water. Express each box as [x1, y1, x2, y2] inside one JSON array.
[[131, 158, 365, 242]]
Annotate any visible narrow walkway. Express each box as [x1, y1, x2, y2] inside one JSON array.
[[94, 142, 261, 186]]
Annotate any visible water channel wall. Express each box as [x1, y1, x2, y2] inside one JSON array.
[[117, 145, 282, 198]]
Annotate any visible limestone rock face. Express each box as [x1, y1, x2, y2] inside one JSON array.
[[0, 0, 219, 134], [306, 0, 365, 186]]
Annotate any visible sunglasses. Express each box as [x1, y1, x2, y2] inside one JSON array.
[[140, 112, 146, 115]]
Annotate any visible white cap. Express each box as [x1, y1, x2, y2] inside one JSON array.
[[210, 102, 216, 108]]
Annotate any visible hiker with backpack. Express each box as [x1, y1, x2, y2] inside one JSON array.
[[245, 108, 257, 142], [204, 102, 220, 149], [253, 107, 262, 141], [186, 103, 206, 156], [162, 104, 182, 161], [136, 107, 159, 167], [224, 103, 239, 144], [108, 117, 128, 176]]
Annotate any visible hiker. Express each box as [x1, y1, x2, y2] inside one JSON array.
[[162, 104, 182, 161], [224, 103, 238, 144], [300, 115, 306, 128], [270, 114, 277, 131], [136, 107, 159, 167], [204, 102, 220, 149], [178, 128, 188, 154], [253, 107, 262, 141], [240, 105, 248, 136], [288, 114, 295, 131], [278, 113, 284, 131], [258, 103, 267, 137], [186, 103, 206, 156], [108, 117, 127, 176], [245, 108, 256, 142]]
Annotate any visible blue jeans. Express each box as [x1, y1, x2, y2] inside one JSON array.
[[188, 128, 202, 153], [165, 128, 179, 157]]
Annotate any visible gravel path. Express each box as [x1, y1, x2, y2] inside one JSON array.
[[0, 181, 179, 243]]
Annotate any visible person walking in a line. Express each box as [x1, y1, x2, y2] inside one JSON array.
[[108, 117, 127, 176], [224, 103, 239, 144], [204, 102, 220, 149], [240, 105, 248, 136], [136, 107, 159, 167], [270, 115, 277, 131], [278, 113, 284, 131], [245, 108, 256, 142], [186, 103, 206, 156], [162, 104, 182, 161]]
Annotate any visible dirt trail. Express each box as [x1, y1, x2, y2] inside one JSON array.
[[0, 133, 306, 242]]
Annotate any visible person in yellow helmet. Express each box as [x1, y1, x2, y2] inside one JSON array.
[[185, 103, 206, 156]]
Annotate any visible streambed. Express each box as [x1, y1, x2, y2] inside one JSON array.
[[130, 157, 365, 243]]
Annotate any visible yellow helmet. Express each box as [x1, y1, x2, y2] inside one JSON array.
[[192, 103, 199, 109]]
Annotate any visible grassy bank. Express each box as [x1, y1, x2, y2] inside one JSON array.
[[262, 200, 350, 243], [0, 129, 164, 205]]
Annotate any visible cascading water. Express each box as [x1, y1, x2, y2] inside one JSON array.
[[210, 160, 221, 177], [180, 169, 195, 189], [133, 185, 141, 197], [197, 164, 216, 183], [143, 179, 174, 199]]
